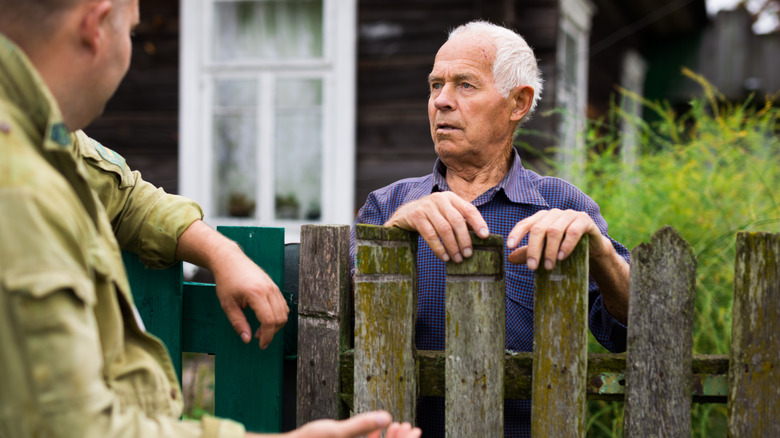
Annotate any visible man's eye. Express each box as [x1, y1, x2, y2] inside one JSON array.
[[462, 82, 472, 89], [431, 83, 442, 90]]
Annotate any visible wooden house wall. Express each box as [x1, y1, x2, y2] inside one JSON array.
[[87, 0, 181, 193]]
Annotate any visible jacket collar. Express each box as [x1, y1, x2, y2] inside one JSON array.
[[0, 33, 72, 153], [422, 149, 549, 207]]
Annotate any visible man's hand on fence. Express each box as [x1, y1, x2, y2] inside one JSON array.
[[175, 220, 289, 349], [255, 411, 421, 438], [385, 192, 489, 263], [213, 250, 289, 349], [506, 208, 611, 270], [506, 208, 630, 324]]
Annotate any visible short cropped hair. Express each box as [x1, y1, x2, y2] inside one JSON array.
[[449, 20, 544, 117], [0, 0, 82, 38], [0, 0, 128, 42]]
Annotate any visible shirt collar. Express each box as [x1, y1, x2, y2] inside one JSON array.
[[426, 149, 549, 207], [0, 33, 72, 152]]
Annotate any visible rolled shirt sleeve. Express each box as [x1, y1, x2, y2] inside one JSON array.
[[73, 131, 204, 269]]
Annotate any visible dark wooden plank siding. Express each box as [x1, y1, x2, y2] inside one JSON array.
[[86, 0, 181, 193]]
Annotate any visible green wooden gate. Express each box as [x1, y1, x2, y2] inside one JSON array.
[[123, 226, 298, 433]]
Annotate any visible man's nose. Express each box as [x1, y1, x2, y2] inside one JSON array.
[[433, 83, 456, 111]]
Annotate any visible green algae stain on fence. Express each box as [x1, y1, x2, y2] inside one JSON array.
[[532, 236, 589, 438], [353, 225, 418, 424], [728, 231, 780, 437]]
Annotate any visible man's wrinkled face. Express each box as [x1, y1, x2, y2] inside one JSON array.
[[427, 33, 517, 169]]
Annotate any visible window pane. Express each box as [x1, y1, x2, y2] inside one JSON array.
[[213, 78, 258, 218], [214, 0, 323, 62], [274, 78, 322, 221]]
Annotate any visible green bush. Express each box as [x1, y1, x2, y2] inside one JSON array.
[[520, 69, 780, 437]]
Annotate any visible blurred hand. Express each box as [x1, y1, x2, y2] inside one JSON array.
[[245, 411, 422, 438], [385, 191, 489, 263]]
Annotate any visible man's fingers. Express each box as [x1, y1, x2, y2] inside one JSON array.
[[334, 411, 392, 437], [386, 193, 489, 263], [247, 293, 287, 349], [456, 201, 489, 239], [386, 422, 422, 438], [507, 245, 528, 265], [220, 299, 251, 343]]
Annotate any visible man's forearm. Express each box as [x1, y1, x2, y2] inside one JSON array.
[[590, 236, 630, 325], [175, 219, 242, 275]]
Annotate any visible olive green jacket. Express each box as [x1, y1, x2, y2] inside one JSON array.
[[0, 34, 244, 437]]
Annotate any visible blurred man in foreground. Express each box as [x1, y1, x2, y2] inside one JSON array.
[[0, 1, 420, 437]]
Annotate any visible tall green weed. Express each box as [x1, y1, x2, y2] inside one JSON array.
[[519, 69, 780, 437]]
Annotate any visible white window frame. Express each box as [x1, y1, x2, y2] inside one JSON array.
[[556, 0, 594, 184], [179, 0, 356, 242]]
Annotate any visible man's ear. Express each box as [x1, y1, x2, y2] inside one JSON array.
[[509, 86, 534, 122], [78, 0, 113, 54]]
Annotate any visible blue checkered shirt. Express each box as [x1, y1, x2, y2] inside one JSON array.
[[353, 150, 630, 437]]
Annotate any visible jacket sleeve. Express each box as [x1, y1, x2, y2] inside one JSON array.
[[73, 131, 204, 269], [0, 188, 245, 438]]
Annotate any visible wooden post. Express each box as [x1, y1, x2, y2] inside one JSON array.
[[623, 226, 696, 437], [297, 225, 351, 425], [531, 236, 589, 438], [353, 225, 418, 423], [728, 231, 780, 437], [445, 233, 505, 436]]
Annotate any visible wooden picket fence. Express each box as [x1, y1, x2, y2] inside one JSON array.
[[297, 224, 779, 437], [125, 224, 779, 436]]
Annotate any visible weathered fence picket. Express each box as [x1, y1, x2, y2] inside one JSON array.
[[623, 226, 696, 437], [728, 232, 780, 437], [531, 234, 589, 438], [296, 225, 352, 425], [445, 233, 505, 436], [352, 225, 419, 423]]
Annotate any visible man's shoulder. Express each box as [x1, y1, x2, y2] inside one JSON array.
[[73, 131, 135, 188], [367, 174, 434, 201], [521, 169, 595, 209]]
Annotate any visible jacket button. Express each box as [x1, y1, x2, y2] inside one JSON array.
[[171, 389, 177, 400], [0, 121, 10, 134]]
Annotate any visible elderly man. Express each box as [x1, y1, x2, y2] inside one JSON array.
[[354, 21, 630, 437], [0, 1, 421, 437]]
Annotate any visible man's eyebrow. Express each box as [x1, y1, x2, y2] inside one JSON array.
[[427, 73, 481, 84], [453, 73, 480, 83]]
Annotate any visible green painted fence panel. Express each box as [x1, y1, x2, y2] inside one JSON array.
[[215, 226, 285, 433], [124, 226, 288, 432], [181, 282, 218, 354], [123, 252, 184, 381]]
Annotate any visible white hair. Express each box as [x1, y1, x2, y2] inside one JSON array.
[[449, 20, 543, 117]]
